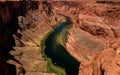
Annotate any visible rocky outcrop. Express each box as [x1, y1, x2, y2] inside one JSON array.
[[0, 0, 64, 75], [0, 1, 27, 75], [0, 1, 77, 75], [65, 0, 120, 75]]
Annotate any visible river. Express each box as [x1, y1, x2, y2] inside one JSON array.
[[44, 17, 80, 75]]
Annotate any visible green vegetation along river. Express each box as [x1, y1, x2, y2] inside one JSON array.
[[44, 17, 80, 75]]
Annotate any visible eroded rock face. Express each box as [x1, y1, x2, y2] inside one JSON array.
[[0, 1, 26, 75], [64, 0, 120, 75], [0, 1, 61, 75], [0, 0, 120, 75], [0, 1, 41, 75]]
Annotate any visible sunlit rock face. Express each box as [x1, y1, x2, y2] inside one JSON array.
[[64, 0, 120, 75], [0, 0, 120, 75]]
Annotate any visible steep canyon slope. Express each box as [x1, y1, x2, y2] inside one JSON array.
[[0, 0, 120, 75]]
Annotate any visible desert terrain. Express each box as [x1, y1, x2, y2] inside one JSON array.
[[0, 0, 120, 75]]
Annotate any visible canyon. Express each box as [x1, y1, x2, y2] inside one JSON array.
[[0, 0, 120, 75]]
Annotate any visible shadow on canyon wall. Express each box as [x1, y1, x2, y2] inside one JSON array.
[[97, 1, 120, 5], [0, 1, 38, 75]]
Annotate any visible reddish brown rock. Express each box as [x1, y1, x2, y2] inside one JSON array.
[[0, 0, 120, 75]]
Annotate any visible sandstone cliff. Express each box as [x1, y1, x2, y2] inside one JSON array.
[[0, 1, 58, 75]]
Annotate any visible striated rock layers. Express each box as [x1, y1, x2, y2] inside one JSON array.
[[64, 0, 120, 75], [0, 0, 120, 75], [0, 0, 63, 75]]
